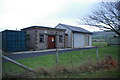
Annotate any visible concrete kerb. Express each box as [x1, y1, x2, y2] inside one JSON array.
[[12, 46, 95, 55]]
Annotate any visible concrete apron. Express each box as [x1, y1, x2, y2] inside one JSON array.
[[12, 46, 95, 55]]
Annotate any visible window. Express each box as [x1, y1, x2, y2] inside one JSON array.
[[59, 35, 63, 43], [26, 34, 30, 40], [39, 35, 44, 43]]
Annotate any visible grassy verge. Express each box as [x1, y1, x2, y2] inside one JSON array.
[[2, 42, 119, 78], [70, 69, 119, 78], [93, 42, 107, 47]]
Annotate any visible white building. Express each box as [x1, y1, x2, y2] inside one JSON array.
[[55, 23, 93, 48]]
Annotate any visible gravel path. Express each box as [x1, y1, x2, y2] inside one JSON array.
[[2, 47, 97, 62]]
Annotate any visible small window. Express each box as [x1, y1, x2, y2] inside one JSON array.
[[39, 35, 44, 43], [26, 34, 30, 40], [59, 35, 63, 43]]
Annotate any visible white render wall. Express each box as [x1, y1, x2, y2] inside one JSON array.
[[89, 35, 92, 46], [73, 33, 84, 48], [56, 25, 92, 48]]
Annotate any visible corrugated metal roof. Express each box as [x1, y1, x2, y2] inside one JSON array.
[[57, 23, 93, 34]]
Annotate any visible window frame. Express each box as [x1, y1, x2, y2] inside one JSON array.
[[59, 35, 63, 43], [39, 34, 44, 43], [26, 34, 30, 41]]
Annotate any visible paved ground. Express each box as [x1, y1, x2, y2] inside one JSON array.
[[2, 46, 97, 62]]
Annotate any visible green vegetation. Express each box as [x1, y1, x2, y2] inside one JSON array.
[[71, 69, 119, 78], [92, 31, 116, 42], [2, 42, 119, 78], [2, 52, 10, 55], [93, 42, 107, 47]]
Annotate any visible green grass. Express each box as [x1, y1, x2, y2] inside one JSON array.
[[93, 39, 105, 41], [93, 42, 107, 47], [2, 42, 119, 77], [2, 52, 11, 55], [81, 70, 119, 78]]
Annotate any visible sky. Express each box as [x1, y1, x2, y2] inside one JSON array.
[[0, 0, 117, 32]]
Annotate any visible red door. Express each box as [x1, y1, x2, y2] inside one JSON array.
[[48, 36, 55, 49]]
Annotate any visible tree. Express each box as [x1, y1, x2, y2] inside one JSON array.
[[79, 1, 120, 35]]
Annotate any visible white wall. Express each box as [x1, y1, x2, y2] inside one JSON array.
[[56, 25, 92, 48], [73, 33, 84, 48], [89, 35, 92, 46]]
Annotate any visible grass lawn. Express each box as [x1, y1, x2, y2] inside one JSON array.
[[2, 42, 119, 78]]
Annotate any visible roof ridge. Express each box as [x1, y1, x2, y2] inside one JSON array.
[[21, 25, 65, 31], [59, 23, 88, 30], [58, 23, 92, 34]]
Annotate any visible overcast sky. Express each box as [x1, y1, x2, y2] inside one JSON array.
[[0, 0, 116, 32]]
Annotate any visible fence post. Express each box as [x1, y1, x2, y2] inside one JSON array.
[[0, 52, 2, 80], [56, 47, 58, 65], [56, 31, 58, 65], [96, 47, 98, 59]]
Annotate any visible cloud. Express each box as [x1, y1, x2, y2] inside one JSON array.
[[0, 0, 103, 31]]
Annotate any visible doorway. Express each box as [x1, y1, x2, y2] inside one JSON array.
[[48, 36, 55, 49]]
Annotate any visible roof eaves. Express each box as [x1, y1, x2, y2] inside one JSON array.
[[2, 30, 22, 32], [72, 31, 93, 34], [59, 23, 93, 33]]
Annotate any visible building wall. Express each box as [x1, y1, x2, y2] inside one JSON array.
[[23, 28, 65, 50], [36, 28, 65, 50], [84, 34, 89, 46], [55, 25, 72, 48], [73, 32, 85, 48], [65, 34, 68, 48], [84, 34, 92, 46], [55, 24, 92, 48], [71, 32, 74, 48], [57, 30, 65, 48], [73, 33, 92, 48], [55, 25, 92, 48], [89, 35, 92, 46], [22, 29, 36, 50]]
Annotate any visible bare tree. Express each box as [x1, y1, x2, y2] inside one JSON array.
[[79, 1, 120, 35]]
